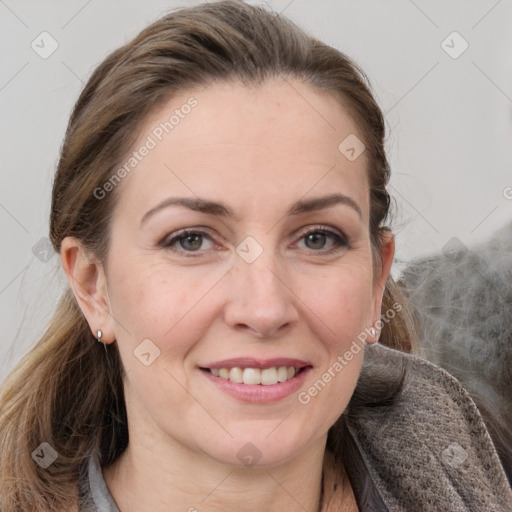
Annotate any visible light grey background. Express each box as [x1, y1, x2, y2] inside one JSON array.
[[1, 0, 511, 381]]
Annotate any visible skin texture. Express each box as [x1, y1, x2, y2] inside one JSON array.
[[61, 78, 394, 511]]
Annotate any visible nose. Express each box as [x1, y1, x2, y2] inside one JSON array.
[[223, 247, 299, 338]]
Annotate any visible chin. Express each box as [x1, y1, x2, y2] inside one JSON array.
[[200, 421, 316, 469]]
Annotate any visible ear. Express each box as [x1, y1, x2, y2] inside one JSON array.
[[368, 229, 395, 343], [60, 236, 116, 344]]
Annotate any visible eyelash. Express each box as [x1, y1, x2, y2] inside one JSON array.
[[159, 225, 349, 257]]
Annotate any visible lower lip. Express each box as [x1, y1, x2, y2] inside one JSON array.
[[200, 367, 312, 403]]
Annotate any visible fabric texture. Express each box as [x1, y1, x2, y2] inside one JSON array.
[[398, 221, 512, 482], [79, 343, 512, 511], [344, 343, 512, 511]]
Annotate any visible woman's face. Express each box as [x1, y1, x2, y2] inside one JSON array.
[[97, 79, 393, 467]]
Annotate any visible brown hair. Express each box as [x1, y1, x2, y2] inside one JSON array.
[[0, 1, 416, 510]]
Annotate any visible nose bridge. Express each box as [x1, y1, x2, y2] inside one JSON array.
[[245, 254, 282, 297], [225, 236, 297, 336], [238, 240, 287, 302]]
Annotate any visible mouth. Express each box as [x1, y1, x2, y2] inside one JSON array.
[[198, 357, 313, 403], [200, 365, 309, 385]]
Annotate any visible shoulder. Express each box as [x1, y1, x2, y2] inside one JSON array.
[[365, 341, 481, 407], [344, 343, 512, 511]]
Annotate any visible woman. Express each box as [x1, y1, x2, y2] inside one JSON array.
[[0, 1, 510, 510]]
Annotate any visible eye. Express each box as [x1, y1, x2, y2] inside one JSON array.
[[160, 226, 349, 256], [160, 229, 216, 253], [295, 227, 349, 254]]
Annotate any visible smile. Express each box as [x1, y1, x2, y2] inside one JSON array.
[[207, 366, 300, 385], [199, 358, 313, 403]]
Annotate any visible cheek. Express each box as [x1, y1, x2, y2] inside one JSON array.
[[107, 265, 213, 409], [108, 260, 224, 357], [301, 261, 373, 421], [299, 261, 375, 349]]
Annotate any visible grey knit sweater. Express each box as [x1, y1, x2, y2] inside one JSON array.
[[79, 343, 512, 511], [398, 221, 512, 482]]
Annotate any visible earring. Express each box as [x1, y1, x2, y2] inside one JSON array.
[[369, 327, 377, 340], [97, 329, 104, 344]]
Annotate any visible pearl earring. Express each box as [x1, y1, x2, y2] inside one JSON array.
[[97, 329, 103, 344]]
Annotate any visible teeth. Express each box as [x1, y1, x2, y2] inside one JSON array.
[[277, 366, 288, 383], [261, 367, 278, 385], [210, 366, 298, 384], [243, 368, 261, 385], [229, 367, 243, 383]]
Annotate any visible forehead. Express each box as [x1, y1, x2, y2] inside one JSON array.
[[112, 78, 369, 222]]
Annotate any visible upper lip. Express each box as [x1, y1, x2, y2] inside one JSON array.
[[200, 358, 312, 370]]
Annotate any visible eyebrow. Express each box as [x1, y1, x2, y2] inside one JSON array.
[[140, 192, 362, 226]]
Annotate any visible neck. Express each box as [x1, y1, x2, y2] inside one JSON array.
[[103, 421, 327, 512]]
